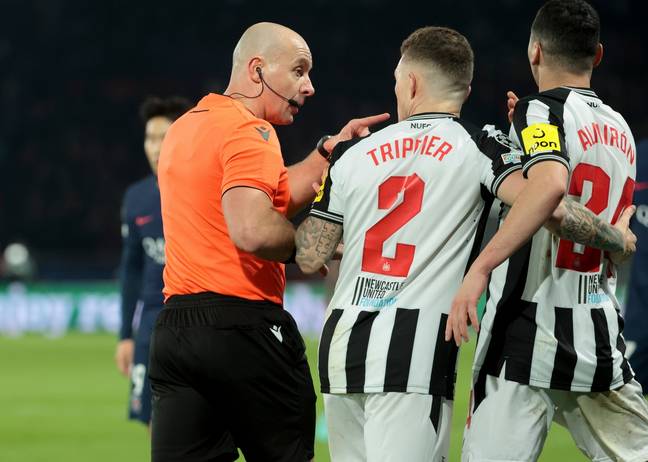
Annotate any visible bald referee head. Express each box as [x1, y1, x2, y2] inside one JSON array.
[[394, 26, 474, 121], [225, 22, 315, 126]]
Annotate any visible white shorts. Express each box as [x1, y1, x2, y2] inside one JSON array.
[[324, 392, 452, 462], [462, 368, 648, 462]]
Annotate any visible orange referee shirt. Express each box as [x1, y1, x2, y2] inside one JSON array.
[[158, 94, 290, 305]]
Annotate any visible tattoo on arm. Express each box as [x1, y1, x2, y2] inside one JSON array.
[[295, 217, 343, 272], [555, 198, 625, 253]]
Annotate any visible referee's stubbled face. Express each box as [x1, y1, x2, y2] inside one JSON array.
[[144, 116, 172, 176], [261, 37, 314, 126]]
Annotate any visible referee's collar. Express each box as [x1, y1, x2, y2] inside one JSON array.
[[406, 112, 456, 121]]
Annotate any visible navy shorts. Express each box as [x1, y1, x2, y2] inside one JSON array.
[[128, 306, 161, 424], [149, 292, 316, 462]]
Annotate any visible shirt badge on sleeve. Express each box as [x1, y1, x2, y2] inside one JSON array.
[[500, 152, 521, 165]]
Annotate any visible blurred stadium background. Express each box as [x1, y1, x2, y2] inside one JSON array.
[[0, 0, 645, 460]]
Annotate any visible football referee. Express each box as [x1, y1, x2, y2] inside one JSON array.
[[149, 22, 387, 462]]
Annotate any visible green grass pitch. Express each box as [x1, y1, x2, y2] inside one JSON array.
[[1, 333, 588, 461]]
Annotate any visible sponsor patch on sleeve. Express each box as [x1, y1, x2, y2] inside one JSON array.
[[520, 123, 561, 155]]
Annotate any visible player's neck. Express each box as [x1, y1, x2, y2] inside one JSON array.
[[407, 100, 461, 118], [537, 68, 592, 93]]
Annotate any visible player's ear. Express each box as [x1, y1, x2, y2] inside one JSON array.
[[593, 43, 603, 68], [528, 39, 541, 66], [464, 85, 472, 103], [408, 72, 417, 100]]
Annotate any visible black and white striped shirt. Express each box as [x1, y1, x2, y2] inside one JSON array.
[[311, 113, 521, 396], [473, 87, 637, 397]]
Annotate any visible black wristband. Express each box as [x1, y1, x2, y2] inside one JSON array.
[[316, 135, 332, 160], [283, 247, 297, 264]]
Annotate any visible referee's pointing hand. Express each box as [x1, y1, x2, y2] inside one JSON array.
[[323, 113, 391, 153]]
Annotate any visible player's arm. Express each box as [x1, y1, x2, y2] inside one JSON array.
[[448, 165, 635, 346], [446, 100, 570, 345], [546, 198, 635, 257], [488, 158, 569, 270], [222, 186, 295, 262], [286, 151, 329, 217], [286, 112, 389, 216], [447, 97, 638, 345], [295, 217, 343, 274], [447, 127, 636, 345], [501, 90, 635, 253], [295, 144, 346, 273], [115, 195, 143, 376], [496, 171, 635, 254], [497, 92, 635, 255], [467, 122, 568, 271]]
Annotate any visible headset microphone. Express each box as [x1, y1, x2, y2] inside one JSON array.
[[256, 68, 301, 108]]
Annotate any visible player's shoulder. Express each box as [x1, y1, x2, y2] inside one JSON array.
[[516, 87, 573, 121], [451, 117, 481, 139], [519, 87, 571, 106], [329, 133, 376, 167], [512, 88, 574, 133], [453, 118, 518, 153], [597, 99, 631, 129]]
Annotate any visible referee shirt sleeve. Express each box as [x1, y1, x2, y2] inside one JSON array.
[[473, 124, 523, 197], [309, 143, 346, 225], [512, 95, 569, 178], [220, 120, 284, 200]]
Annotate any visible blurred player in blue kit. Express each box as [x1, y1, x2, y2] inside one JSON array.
[[114, 96, 192, 426], [624, 139, 648, 390]]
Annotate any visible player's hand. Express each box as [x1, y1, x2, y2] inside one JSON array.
[[115, 339, 135, 377], [445, 268, 486, 347], [610, 205, 637, 265], [324, 113, 390, 153], [507, 91, 519, 123]]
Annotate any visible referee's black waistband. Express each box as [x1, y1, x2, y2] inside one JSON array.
[[165, 291, 282, 310], [159, 292, 286, 328]]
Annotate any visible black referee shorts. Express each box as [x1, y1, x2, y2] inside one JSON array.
[[149, 292, 316, 462]]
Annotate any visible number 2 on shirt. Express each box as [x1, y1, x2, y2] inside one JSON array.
[[555, 163, 634, 273], [362, 174, 424, 277]]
